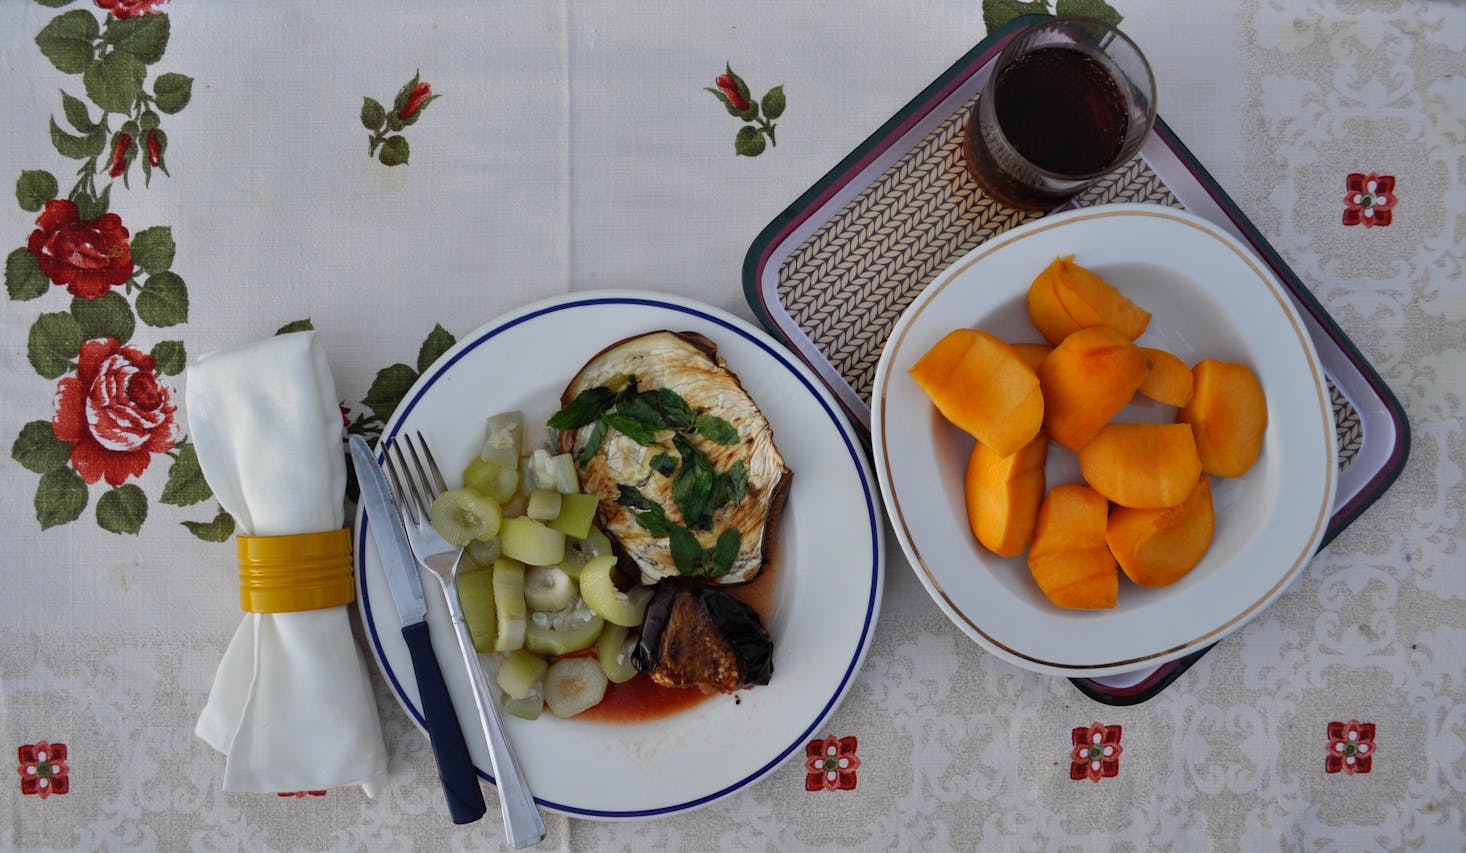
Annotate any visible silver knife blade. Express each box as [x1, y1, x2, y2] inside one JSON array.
[[350, 434, 428, 628]]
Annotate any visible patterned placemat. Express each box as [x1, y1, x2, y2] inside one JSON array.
[[773, 91, 1361, 471]]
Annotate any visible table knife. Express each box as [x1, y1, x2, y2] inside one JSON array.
[[350, 435, 487, 825]]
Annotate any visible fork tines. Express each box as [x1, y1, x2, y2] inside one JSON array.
[[383, 431, 446, 525]]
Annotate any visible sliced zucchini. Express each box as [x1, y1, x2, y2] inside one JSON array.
[[492, 558, 527, 652], [579, 555, 653, 627], [526, 489, 562, 521], [547, 492, 599, 539], [544, 657, 608, 718], [560, 525, 613, 580], [465, 537, 501, 568], [527, 448, 580, 494], [500, 516, 566, 566], [596, 624, 638, 684], [523, 564, 577, 612], [463, 457, 519, 503], [458, 566, 497, 653], [478, 411, 524, 467], [430, 488, 502, 546], [524, 599, 605, 656], [496, 649, 549, 700]]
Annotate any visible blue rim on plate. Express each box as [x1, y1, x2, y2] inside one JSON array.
[[356, 292, 884, 819]]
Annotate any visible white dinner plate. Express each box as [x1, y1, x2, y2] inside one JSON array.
[[872, 204, 1336, 678], [356, 291, 884, 818]]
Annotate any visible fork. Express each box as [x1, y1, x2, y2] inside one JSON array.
[[384, 431, 546, 849]]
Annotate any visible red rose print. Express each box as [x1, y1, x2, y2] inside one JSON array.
[[18, 742, 69, 799], [715, 73, 750, 111], [277, 790, 327, 798], [108, 133, 133, 178], [27, 199, 135, 299], [52, 338, 177, 487], [95, 0, 168, 19], [398, 82, 433, 122], [1070, 723, 1123, 782], [1326, 720, 1375, 774], [1343, 173, 1396, 227], [804, 735, 860, 791]]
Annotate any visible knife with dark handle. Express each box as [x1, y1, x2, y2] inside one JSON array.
[[351, 436, 487, 825]]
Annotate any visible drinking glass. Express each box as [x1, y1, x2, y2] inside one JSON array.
[[965, 17, 1157, 211]]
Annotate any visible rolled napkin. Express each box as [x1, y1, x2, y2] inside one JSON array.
[[188, 331, 389, 795]]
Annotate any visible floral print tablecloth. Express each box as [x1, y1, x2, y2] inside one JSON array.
[[2, 1, 1464, 850]]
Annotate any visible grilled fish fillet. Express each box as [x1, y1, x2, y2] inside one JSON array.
[[556, 331, 791, 585]]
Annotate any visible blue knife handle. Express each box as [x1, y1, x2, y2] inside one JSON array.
[[402, 620, 488, 824]]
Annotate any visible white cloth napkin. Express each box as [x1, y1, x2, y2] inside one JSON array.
[[188, 331, 389, 795]]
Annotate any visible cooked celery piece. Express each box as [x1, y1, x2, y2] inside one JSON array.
[[527, 449, 579, 494], [560, 525, 612, 580], [465, 537, 501, 568], [497, 649, 549, 700], [463, 457, 519, 503], [596, 624, 638, 683], [499, 516, 566, 566], [523, 565, 577, 611], [524, 599, 605, 656], [579, 555, 653, 627], [500, 688, 543, 721], [526, 489, 562, 521], [492, 558, 527, 652], [546, 492, 599, 539], [478, 411, 524, 467], [545, 657, 608, 718], [429, 488, 502, 546], [458, 567, 497, 653]]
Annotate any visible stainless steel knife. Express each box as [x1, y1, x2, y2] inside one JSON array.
[[350, 435, 487, 824]]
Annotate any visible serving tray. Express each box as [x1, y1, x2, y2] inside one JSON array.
[[742, 17, 1409, 705]]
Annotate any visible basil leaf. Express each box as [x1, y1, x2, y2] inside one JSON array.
[[668, 524, 706, 576], [649, 387, 696, 431], [650, 452, 678, 477], [614, 394, 669, 432], [547, 386, 613, 430], [694, 414, 739, 445], [724, 459, 748, 505], [615, 483, 659, 512], [635, 509, 670, 537], [614, 374, 640, 405], [711, 529, 741, 577], [574, 420, 608, 468], [602, 413, 658, 446], [671, 434, 716, 530]]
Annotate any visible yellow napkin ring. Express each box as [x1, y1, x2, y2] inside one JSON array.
[[238, 528, 354, 613]]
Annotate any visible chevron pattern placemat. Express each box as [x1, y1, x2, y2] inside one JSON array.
[[774, 92, 1360, 471]]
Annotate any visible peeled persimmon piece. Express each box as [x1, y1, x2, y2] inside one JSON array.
[[1010, 343, 1054, 373], [1138, 347, 1194, 407], [1039, 326, 1149, 451], [965, 432, 1048, 557], [1027, 484, 1117, 609], [1078, 422, 1203, 509], [909, 329, 1044, 457], [1107, 476, 1215, 587], [1177, 359, 1268, 477], [1027, 258, 1085, 345], [1050, 256, 1151, 340]]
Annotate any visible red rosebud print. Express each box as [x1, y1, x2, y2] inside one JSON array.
[[27, 199, 135, 299], [398, 82, 433, 122], [716, 74, 749, 111], [146, 130, 163, 167], [109, 133, 133, 178], [95, 0, 168, 19], [52, 338, 177, 486]]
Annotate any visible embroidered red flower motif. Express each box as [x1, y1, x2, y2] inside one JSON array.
[[27, 199, 135, 299], [1326, 720, 1375, 774], [397, 82, 433, 123], [1070, 723, 1123, 782], [95, 0, 168, 19], [1343, 173, 1396, 227], [52, 338, 178, 486], [277, 790, 327, 798], [18, 742, 69, 799], [804, 735, 860, 791], [715, 73, 750, 111]]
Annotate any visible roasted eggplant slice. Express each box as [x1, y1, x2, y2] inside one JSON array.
[[632, 580, 773, 692]]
